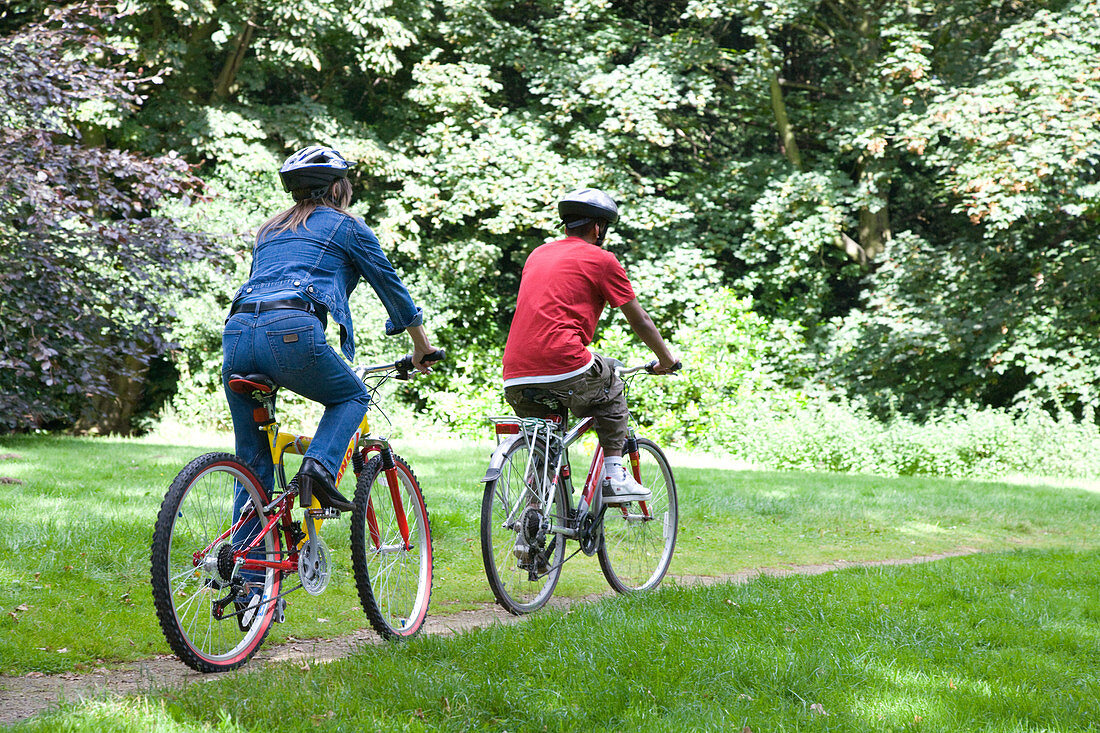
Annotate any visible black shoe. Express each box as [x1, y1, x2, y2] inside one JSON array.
[[296, 457, 355, 512], [235, 594, 261, 632]]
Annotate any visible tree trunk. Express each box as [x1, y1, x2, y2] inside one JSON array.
[[211, 19, 255, 102], [853, 4, 890, 262], [768, 69, 803, 171], [80, 353, 148, 435], [858, 199, 891, 261]]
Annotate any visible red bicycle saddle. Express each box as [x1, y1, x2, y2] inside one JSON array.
[[228, 373, 279, 396]]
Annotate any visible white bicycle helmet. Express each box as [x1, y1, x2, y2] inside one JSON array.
[[278, 146, 350, 198]]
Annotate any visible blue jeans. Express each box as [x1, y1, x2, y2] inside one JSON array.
[[222, 309, 371, 493], [223, 310, 369, 596]]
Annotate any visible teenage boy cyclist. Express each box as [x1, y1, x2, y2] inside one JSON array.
[[502, 188, 679, 506]]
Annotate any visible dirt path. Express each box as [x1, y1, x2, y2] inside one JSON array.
[[0, 549, 977, 726]]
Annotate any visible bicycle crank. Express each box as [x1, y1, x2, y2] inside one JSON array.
[[577, 508, 605, 557], [298, 511, 331, 595], [298, 536, 331, 595]]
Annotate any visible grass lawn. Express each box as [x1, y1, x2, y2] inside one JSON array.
[[9, 550, 1100, 732], [1, 431, 1099, 730]]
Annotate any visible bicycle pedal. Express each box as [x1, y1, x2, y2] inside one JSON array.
[[307, 507, 341, 520]]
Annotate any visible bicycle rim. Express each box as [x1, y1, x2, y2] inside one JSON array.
[[598, 438, 678, 593], [350, 454, 433, 638], [480, 437, 565, 614], [151, 453, 281, 672]]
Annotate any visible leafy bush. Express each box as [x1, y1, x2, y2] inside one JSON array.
[[715, 392, 1100, 480], [591, 287, 809, 449], [0, 5, 213, 432]]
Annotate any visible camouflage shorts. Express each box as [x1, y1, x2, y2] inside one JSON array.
[[504, 354, 628, 451]]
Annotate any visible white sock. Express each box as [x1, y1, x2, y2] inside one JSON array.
[[603, 456, 624, 478]]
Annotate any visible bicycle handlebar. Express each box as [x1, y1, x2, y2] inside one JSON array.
[[358, 348, 446, 380], [617, 359, 683, 377]]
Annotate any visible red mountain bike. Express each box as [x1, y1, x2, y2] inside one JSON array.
[[480, 360, 680, 614], [150, 352, 441, 672]]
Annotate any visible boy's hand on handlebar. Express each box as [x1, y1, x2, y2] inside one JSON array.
[[646, 358, 682, 375]]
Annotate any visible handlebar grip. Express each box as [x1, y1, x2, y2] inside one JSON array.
[[645, 359, 683, 374], [421, 348, 446, 364], [394, 349, 446, 380]]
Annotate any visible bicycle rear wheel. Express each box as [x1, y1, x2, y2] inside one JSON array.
[[350, 453, 433, 639], [480, 436, 567, 614], [150, 453, 281, 672], [598, 438, 678, 593]]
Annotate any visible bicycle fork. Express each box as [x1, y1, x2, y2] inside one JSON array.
[[355, 441, 414, 552]]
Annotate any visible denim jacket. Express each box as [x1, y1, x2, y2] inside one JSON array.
[[231, 207, 423, 361]]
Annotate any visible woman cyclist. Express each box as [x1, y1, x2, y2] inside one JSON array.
[[223, 145, 439, 515]]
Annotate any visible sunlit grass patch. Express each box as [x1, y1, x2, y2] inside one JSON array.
[[15, 698, 246, 733], [24, 550, 1097, 732], [3, 432, 1100, 680]]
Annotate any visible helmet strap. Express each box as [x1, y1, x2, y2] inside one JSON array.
[[594, 221, 608, 247]]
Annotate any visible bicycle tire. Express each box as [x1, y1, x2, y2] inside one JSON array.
[[150, 452, 281, 673], [480, 435, 567, 614], [598, 438, 678, 593], [350, 453, 433, 639]]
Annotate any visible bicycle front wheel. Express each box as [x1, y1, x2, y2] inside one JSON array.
[[150, 453, 282, 673], [598, 438, 678, 593], [480, 436, 567, 615], [350, 453, 433, 639]]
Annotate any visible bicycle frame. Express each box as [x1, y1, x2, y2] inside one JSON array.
[[223, 387, 416, 582], [487, 414, 654, 543]]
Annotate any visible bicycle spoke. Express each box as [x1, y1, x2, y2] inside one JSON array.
[[152, 454, 281, 673]]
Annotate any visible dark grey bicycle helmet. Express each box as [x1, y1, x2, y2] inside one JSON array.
[[558, 188, 619, 229], [278, 145, 350, 199]]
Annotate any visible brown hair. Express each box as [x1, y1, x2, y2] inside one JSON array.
[[256, 178, 354, 242]]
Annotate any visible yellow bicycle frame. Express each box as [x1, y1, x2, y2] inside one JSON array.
[[259, 412, 371, 545]]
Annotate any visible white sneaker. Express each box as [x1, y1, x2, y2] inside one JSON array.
[[513, 535, 532, 564], [602, 465, 651, 504], [235, 594, 261, 632]]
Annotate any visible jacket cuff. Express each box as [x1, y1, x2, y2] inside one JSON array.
[[384, 306, 424, 336]]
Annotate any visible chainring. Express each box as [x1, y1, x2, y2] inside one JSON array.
[[578, 512, 601, 556], [298, 536, 331, 596]]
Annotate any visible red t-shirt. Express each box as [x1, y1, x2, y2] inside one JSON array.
[[503, 237, 636, 383]]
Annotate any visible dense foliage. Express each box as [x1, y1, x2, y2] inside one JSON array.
[[0, 4, 213, 432], [0, 1, 1097, 453]]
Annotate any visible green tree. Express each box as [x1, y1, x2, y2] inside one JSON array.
[[6, 0, 1096, 436], [827, 0, 1100, 417], [0, 3, 212, 432]]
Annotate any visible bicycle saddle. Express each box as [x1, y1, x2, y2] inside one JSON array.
[[228, 373, 279, 396]]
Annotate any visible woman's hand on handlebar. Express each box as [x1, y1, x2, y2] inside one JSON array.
[[388, 348, 445, 379], [406, 324, 441, 373], [412, 346, 445, 373]]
